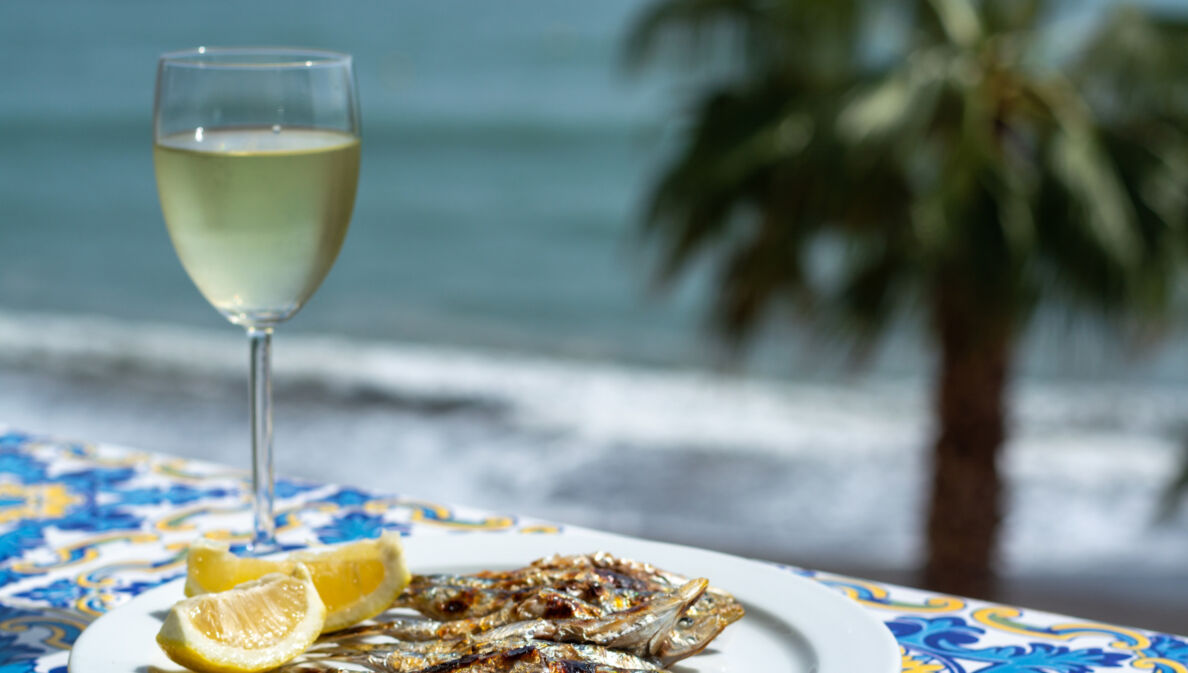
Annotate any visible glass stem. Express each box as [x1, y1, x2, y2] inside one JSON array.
[[248, 326, 275, 550]]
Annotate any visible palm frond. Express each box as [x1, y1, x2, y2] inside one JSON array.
[[643, 81, 801, 283], [924, 0, 981, 48], [629, 0, 1188, 352], [981, 0, 1043, 35], [836, 47, 949, 145], [622, 0, 769, 73], [832, 238, 913, 342], [711, 207, 810, 344], [1047, 117, 1141, 269], [1073, 6, 1188, 117]]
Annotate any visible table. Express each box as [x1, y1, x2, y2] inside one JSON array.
[[1, 428, 1184, 673]]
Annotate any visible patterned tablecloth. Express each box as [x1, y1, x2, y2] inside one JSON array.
[[1, 428, 1185, 673]]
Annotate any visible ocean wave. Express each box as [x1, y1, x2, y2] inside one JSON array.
[[2, 310, 1186, 457], [3, 309, 1188, 573], [0, 310, 929, 456]]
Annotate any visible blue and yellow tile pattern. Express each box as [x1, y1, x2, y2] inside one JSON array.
[[0, 428, 1183, 672]]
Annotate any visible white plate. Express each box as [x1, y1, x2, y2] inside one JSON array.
[[69, 531, 900, 673]]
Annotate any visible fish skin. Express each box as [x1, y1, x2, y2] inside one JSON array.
[[396, 644, 662, 673], [397, 553, 741, 628], [521, 554, 745, 664], [431, 589, 604, 640], [397, 583, 511, 621], [474, 579, 707, 659], [288, 639, 667, 673], [324, 614, 447, 641], [522, 642, 664, 671], [324, 587, 606, 643], [532, 554, 744, 624], [653, 599, 745, 665], [295, 583, 700, 671], [396, 569, 649, 621], [331, 578, 705, 655], [289, 553, 739, 671], [394, 553, 743, 665]]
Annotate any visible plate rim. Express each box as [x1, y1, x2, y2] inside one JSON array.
[[69, 530, 901, 673]]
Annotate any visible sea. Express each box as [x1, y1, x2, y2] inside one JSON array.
[[3, 0, 1188, 625]]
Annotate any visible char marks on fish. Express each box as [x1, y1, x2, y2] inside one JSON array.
[[284, 552, 744, 673]]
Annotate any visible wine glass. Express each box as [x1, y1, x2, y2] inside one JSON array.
[[153, 47, 360, 550]]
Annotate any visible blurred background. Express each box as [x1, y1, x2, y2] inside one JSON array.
[[2, 0, 1187, 633]]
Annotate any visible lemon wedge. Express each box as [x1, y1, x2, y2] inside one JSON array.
[[157, 564, 325, 673], [185, 531, 410, 632]]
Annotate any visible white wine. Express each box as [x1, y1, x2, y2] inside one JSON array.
[[155, 127, 360, 325]]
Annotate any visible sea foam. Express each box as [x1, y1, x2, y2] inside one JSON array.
[[1, 309, 1187, 575]]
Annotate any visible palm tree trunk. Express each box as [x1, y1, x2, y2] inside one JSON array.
[[923, 287, 1011, 599]]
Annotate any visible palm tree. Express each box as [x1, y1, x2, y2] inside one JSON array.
[[627, 0, 1188, 598]]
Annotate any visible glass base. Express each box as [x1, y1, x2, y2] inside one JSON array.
[[223, 306, 299, 328]]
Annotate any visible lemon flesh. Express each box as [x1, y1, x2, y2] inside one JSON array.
[[157, 564, 325, 673], [186, 531, 410, 632]]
